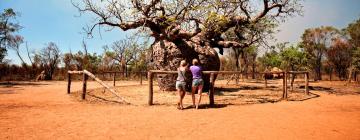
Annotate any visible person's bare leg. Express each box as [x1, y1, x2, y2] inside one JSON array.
[[196, 85, 204, 109], [191, 86, 197, 108], [177, 89, 182, 109], [180, 90, 185, 109]]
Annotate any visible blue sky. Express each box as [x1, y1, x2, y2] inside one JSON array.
[[1, 0, 360, 64]]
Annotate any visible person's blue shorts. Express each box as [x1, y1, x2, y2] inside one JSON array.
[[192, 78, 204, 87], [176, 81, 186, 90]]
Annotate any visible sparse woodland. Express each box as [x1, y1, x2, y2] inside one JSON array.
[[0, 1, 359, 84]]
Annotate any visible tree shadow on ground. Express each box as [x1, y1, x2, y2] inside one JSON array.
[[300, 85, 360, 95], [215, 86, 264, 95], [215, 85, 278, 95], [0, 89, 21, 94], [174, 104, 228, 110], [0, 81, 49, 88], [287, 92, 320, 101]]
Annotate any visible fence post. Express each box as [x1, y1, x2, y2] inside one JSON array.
[[148, 71, 154, 105], [290, 73, 294, 91], [284, 72, 288, 99], [113, 72, 116, 87], [305, 72, 309, 95], [140, 72, 143, 85], [82, 73, 88, 100], [67, 72, 71, 94], [209, 73, 215, 106], [264, 73, 267, 88], [282, 72, 285, 98]]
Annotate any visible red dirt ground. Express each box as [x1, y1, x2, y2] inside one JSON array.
[[0, 80, 359, 139]]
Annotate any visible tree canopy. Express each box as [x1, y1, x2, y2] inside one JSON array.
[[300, 26, 340, 80], [74, 0, 302, 51]]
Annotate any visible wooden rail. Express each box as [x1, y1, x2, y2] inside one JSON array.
[[100, 71, 146, 86], [288, 71, 310, 95], [67, 70, 309, 106], [67, 70, 130, 104], [147, 70, 308, 106]]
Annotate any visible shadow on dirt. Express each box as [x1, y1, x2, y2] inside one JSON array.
[[0, 89, 21, 94], [0, 81, 49, 88], [215, 86, 264, 95], [287, 92, 320, 101]]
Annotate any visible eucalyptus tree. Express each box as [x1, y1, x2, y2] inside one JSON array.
[[300, 26, 340, 81], [346, 18, 360, 82], [327, 38, 352, 80], [0, 8, 21, 49], [0, 8, 24, 64], [74, 0, 302, 90]]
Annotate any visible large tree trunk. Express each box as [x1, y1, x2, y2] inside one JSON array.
[[150, 39, 220, 91]]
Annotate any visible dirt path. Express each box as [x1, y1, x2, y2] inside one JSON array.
[[0, 81, 359, 139]]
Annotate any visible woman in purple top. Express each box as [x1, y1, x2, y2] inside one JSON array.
[[190, 59, 205, 109]]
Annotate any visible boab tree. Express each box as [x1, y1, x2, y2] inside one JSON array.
[[74, 0, 302, 90]]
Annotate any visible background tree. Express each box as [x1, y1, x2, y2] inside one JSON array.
[[74, 0, 302, 90], [280, 44, 307, 72], [63, 52, 73, 71], [300, 26, 340, 81], [0, 8, 22, 49], [279, 43, 307, 87], [345, 18, 360, 82], [258, 46, 282, 71], [326, 38, 352, 80], [8, 35, 26, 64], [100, 46, 116, 72], [0, 47, 6, 63], [106, 38, 146, 77], [38, 42, 61, 80], [323, 60, 334, 81]]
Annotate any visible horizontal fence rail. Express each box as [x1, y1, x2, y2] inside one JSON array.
[[147, 70, 310, 106], [67, 70, 310, 106], [67, 70, 130, 104], [98, 71, 147, 86]]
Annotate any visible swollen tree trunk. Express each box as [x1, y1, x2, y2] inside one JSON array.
[[150, 39, 220, 91]]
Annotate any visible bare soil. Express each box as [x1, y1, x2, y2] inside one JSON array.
[[0, 79, 359, 139]]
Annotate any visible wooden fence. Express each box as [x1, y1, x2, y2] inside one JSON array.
[[147, 70, 310, 106], [67, 70, 309, 106], [67, 70, 130, 104], [288, 71, 310, 95], [100, 71, 147, 86]]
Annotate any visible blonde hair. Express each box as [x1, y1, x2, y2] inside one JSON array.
[[192, 59, 199, 65], [180, 60, 187, 67]]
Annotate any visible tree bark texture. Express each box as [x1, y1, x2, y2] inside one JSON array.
[[151, 39, 220, 91]]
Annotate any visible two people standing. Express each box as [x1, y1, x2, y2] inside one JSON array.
[[176, 59, 205, 110]]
